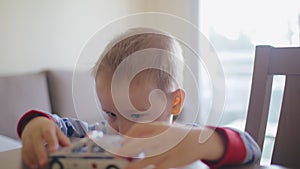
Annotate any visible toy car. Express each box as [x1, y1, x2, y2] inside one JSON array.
[[48, 133, 130, 169]]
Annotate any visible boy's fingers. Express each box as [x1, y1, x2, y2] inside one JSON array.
[[42, 127, 59, 152], [22, 142, 38, 169], [22, 148, 32, 168], [57, 128, 71, 147], [32, 137, 48, 166]]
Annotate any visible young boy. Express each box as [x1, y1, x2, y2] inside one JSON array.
[[17, 28, 261, 169]]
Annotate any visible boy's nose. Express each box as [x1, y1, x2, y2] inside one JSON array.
[[117, 118, 134, 135]]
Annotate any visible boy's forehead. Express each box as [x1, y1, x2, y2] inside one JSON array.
[[96, 69, 112, 90], [98, 74, 153, 100], [97, 70, 158, 98], [97, 68, 155, 86]]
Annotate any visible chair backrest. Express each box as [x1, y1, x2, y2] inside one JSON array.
[[245, 45, 300, 168]]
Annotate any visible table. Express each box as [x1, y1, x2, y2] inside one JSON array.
[[0, 148, 289, 169]]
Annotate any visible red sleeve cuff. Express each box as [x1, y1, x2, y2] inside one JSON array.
[[203, 127, 247, 168], [16, 109, 53, 138]]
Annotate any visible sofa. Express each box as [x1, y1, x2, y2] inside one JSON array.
[[0, 69, 103, 151]]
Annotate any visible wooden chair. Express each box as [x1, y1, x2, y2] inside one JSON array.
[[245, 46, 300, 168]]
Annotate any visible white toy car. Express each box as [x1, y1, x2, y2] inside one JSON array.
[[48, 133, 130, 169]]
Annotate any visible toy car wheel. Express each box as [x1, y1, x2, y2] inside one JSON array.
[[49, 159, 64, 169], [106, 165, 119, 169]]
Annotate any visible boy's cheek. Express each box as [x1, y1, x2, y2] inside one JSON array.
[[106, 121, 119, 134]]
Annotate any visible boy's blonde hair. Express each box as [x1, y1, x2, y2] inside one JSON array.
[[93, 27, 184, 92]]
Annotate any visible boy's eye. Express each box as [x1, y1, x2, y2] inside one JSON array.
[[106, 112, 117, 118], [130, 114, 144, 119]]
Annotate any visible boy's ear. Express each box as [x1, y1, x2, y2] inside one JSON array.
[[171, 89, 185, 116]]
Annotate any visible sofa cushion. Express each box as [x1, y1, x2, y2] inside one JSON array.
[[0, 72, 51, 139], [47, 70, 104, 123]]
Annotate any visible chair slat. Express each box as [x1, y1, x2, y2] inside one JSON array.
[[269, 47, 300, 75], [272, 75, 300, 168], [246, 46, 273, 149], [245, 46, 300, 168]]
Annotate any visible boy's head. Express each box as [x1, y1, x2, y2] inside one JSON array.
[[93, 28, 185, 134]]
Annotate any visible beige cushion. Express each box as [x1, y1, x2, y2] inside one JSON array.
[[0, 72, 51, 139], [47, 70, 103, 123]]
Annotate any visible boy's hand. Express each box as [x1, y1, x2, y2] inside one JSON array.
[[118, 123, 225, 169], [21, 116, 71, 169]]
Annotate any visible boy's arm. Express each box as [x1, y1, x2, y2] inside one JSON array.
[[17, 109, 107, 138], [203, 127, 261, 168], [118, 123, 261, 169]]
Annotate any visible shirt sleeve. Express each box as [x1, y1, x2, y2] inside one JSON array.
[[17, 109, 107, 138], [203, 127, 261, 169]]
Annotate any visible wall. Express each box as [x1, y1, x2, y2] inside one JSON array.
[[0, 0, 195, 76], [0, 0, 135, 75]]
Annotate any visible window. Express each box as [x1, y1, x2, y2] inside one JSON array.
[[199, 0, 299, 165]]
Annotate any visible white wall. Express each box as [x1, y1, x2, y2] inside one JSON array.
[[0, 0, 134, 75], [0, 0, 195, 76]]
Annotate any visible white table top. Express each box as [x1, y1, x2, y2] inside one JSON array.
[[0, 135, 21, 152], [0, 148, 289, 169]]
